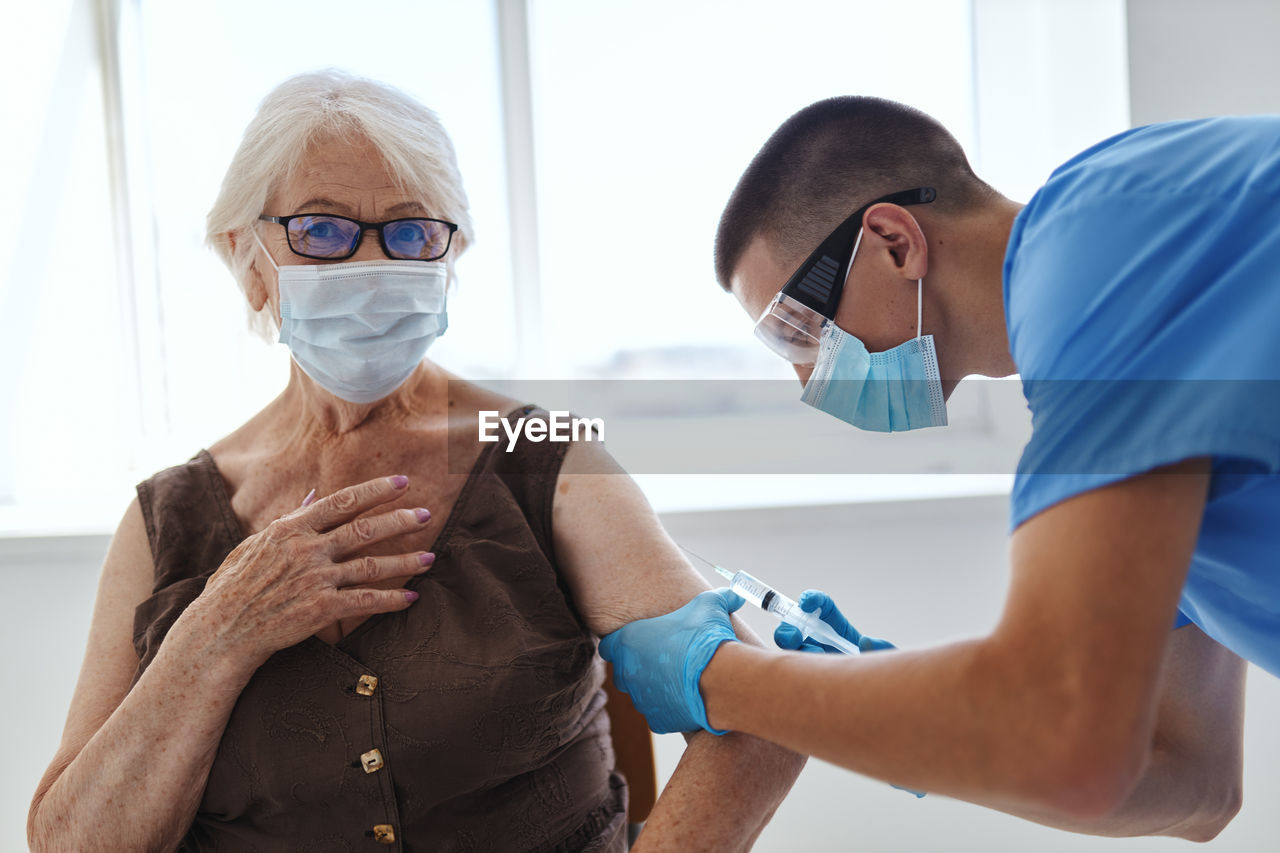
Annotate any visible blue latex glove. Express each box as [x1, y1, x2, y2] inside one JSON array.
[[774, 589, 896, 654], [599, 588, 745, 735]]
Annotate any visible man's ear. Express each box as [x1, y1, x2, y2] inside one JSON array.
[[862, 204, 929, 280]]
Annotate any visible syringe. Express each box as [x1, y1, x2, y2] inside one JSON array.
[[681, 547, 861, 655]]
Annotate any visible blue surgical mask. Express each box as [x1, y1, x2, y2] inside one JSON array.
[[253, 230, 448, 404], [799, 232, 947, 431]]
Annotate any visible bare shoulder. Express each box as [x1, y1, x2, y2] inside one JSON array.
[[103, 497, 156, 599]]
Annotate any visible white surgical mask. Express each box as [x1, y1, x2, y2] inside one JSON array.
[[253, 230, 448, 404]]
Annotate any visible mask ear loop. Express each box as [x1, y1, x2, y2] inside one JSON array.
[[916, 276, 923, 340], [840, 228, 865, 292], [251, 226, 281, 274]]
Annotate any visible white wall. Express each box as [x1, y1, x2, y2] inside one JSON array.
[[971, 0, 1131, 202], [1127, 0, 1280, 125], [5, 496, 1279, 851], [1, 534, 108, 849]]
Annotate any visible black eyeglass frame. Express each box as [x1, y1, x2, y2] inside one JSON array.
[[258, 213, 459, 261], [777, 187, 936, 319]]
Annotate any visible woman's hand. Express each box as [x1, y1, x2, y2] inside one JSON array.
[[188, 474, 434, 669]]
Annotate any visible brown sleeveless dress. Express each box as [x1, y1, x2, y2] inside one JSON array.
[[131, 407, 627, 852]]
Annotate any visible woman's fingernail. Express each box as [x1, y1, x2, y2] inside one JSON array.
[[414, 507, 431, 523], [301, 488, 317, 507], [418, 552, 436, 566], [404, 590, 420, 603], [390, 475, 409, 489]]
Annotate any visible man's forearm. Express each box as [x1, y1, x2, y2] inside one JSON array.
[[700, 639, 1149, 822]]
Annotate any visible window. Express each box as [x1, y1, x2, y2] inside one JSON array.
[[3, 0, 1131, 532], [527, 0, 977, 379], [1, 0, 127, 530]]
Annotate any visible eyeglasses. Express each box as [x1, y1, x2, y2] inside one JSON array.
[[258, 213, 458, 261], [753, 187, 936, 365]]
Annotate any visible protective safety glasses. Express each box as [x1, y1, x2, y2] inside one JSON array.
[[753, 187, 936, 365], [258, 213, 458, 261]]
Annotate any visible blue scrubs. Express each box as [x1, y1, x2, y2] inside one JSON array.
[[1005, 116, 1280, 676]]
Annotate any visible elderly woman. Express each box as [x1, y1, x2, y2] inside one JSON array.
[[26, 71, 802, 851]]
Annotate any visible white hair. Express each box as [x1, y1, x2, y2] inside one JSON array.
[[206, 69, 473, 340]]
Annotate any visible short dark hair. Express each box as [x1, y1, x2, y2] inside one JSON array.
[[714, 96, 995, 290]]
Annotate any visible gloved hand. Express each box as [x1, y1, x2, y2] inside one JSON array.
[[774, 589, 895, 654], [599, 588, 745, 735]]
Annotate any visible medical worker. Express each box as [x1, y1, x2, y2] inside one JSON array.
[[600, 97, 1280, 840]]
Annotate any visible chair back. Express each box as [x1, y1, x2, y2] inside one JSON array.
[[603, 662, 658, 824]]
